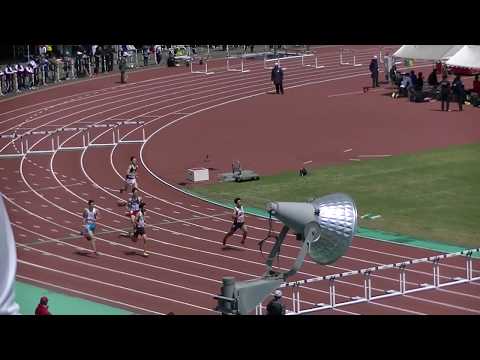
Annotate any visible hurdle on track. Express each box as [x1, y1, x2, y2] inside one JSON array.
[[190, 57, 215, 75], [250, 247, 480, 315], [340, 48, 362, 67], [0, 121, 147, 158], [264, 54, 303, 70], [301, 53, 325, 69], [226, 56, 250, 73]]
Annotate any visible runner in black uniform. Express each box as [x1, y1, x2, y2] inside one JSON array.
[[120, 156, 139, 194], [131, 202, 148, 257], [222, 197, 248, 248]]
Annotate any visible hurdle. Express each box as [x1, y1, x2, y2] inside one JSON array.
[[226, 56, 250, 73], [301, 53, 325, 69], [87, 123, 118, 147], [266, 247, 480, 315], [340, 48, 362, 67], [116, 121, 146, 144], [57, 127, 88, 152], [190, 56, 214, 75]]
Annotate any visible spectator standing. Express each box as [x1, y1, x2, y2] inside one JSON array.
[[472, 74, 480, 94], [369, 56, 379, 88], [35, 296, 51, 315], [410, 70, 417, 88], [452, 75, 465, 111], [119, 54, 128, 83], [383, 52, 393, 82], [142, 46, 149, 66], [271, 62, 284, 94], [266, 290, 285, 315], [389, 64, 398, 85], [427, 68, 439, 88], [155, 45, 162, 64], [439, 75, 451, 111], [415, 72, 424, 92], [4, 65, 15, 92]]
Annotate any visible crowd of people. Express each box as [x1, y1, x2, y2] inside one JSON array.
[[369, 54, 480, 110]]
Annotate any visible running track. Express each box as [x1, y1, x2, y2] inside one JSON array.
[[1, 45, 479, 315]]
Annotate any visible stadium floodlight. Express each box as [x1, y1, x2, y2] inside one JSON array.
[[214, 193, 358, 315]]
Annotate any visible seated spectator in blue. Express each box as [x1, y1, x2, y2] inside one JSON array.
[[399, 73, 412, 97], [409, 70, 417, 88]]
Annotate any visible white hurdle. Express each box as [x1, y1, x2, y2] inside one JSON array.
[[190, 57, 215, 75], [340, 48, 362, 67], [277, 247, 480, 315], [226, 56, 250, 73], [301, 53, 325, 69]]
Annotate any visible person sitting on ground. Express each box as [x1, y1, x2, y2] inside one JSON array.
[[427, 68, 439, 88], [299, 167, 308, 176], [35, 296, 51, 315], [167, 51, 176, 67], [399, 73, 412, 98], [266, 290, 285, 315]]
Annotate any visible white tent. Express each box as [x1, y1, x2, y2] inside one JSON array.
[[393, 45, 463, 61], [446, 45, 480, 69]]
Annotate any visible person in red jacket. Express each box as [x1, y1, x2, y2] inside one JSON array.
[[35, 296, 51, 315]]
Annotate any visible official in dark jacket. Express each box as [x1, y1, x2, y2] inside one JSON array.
[[271, 63, 284, 94], [369, 56, 379, 87], [439, 75, 451, 111], [452, 75, 465, 111]]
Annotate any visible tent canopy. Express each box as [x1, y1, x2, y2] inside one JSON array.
[[393, 45, 463, 61], [446, 45, 480, 69]]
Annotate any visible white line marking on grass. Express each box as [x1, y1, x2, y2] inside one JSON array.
[[358, 155, 392, 158]]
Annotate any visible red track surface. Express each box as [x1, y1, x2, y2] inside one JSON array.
[[2, 45, 479, 315]]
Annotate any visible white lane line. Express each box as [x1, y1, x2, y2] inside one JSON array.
[[190, 204, 199, 208], [349, 158, 361, 161], [50, 229, 59, 233], [173, 211, 181, 214], [343, 148, 353, 152], [41, 204, 48, 208], [405, 294, 480, 314], [327, 90, 364, 98], [303, 160, 313, 165], [33, 225, 40, 229], [18, 260, 216, 312]]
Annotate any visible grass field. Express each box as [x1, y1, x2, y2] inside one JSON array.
[[191, 143, 480, 248]]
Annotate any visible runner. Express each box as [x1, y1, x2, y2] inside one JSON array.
[[222, 197, 248, 248], [81, 200, 99, 255], [118, 187, 143, 236], [131, 202, 149, 257], [120, 156, 139, 194]]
